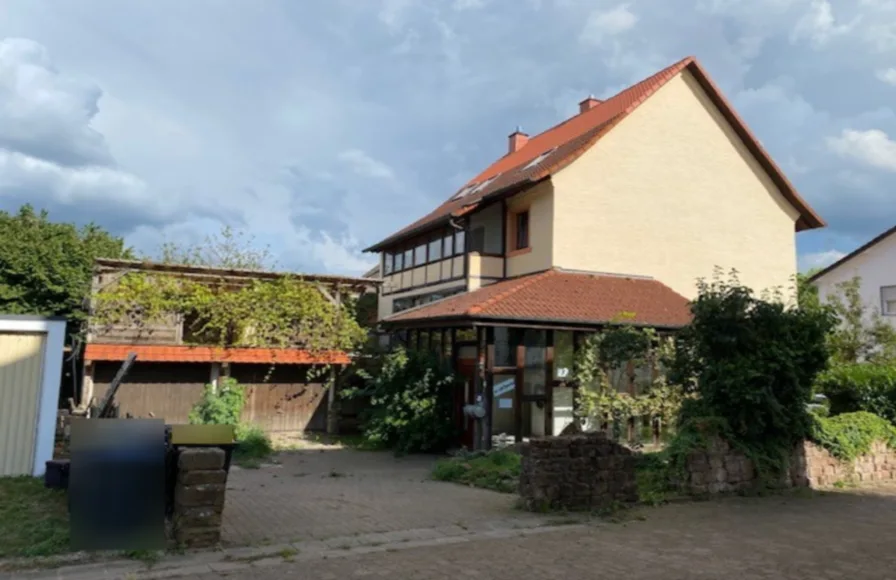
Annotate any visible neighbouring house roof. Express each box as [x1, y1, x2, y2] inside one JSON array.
[[94, 258, 380, 288], [365, 56, 825, 253], [808, 225, 896, 283], [381, 268, 692, 329], [84, 344, 351, 365]]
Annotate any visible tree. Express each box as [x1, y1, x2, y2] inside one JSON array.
[[0, 204, 132, 336], [157, 225, 275, 271], [825, 276, 896, 364]]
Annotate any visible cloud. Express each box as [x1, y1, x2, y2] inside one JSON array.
[[790, 0, 859, 48], [875, 68, 896, 85], [580, 4, 638, 45], [0, 38, 114, 167], [4, 0, 896, 275], [338, 149, 396, 180], [827, 129, 896, 171], [799, 249, 846, 271]]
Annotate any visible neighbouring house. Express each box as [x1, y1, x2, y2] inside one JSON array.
[[80, 258, 378, 435], [363, 55, 825, 448], [809, 225, 896, 328], [0, 315, 66, 476]]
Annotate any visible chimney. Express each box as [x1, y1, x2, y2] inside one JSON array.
[[508, 126, 529, 153], [579, 95, 601, 113]]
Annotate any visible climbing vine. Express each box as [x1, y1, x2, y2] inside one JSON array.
[[92, 272, 367, 357], [572, 325, 689, 440]]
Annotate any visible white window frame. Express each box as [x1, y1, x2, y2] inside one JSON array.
[[881, 286, 896, 316]]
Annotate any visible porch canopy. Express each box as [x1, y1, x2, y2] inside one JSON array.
[[379, 268, 693, 449]]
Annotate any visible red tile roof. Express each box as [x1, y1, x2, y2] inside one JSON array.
[[366, 56, 824, 252], [84, 344, 351, 365], [382, 269, 692, 329]]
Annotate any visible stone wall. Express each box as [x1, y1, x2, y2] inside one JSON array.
[[682, 437, 896, 494], [795, 440, 896, 487], [172, 448, 228, 548], [519, 432, 638, 511], [682, 437, 760, 494]]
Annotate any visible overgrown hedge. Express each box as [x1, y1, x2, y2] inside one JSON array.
[[815, 363, 896, 424], [810, 411, 896, 461], [344, 348, 460, 454]]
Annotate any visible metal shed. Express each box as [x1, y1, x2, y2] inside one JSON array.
[[0, 315, 66, 477]]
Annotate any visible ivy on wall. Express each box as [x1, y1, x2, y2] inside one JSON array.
[[92, 272, 367, 354]]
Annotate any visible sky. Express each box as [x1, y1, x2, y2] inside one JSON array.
[[1, 0, 895, 275]]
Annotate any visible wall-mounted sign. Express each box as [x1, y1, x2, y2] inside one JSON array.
[[556, 367, 570, 378], [493, 378, 515, 397], [498, 399, 513, 409]]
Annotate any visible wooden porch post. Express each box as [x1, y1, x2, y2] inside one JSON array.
[[514, 342, 524, 443], [484, 326, 495, 450], [544, 330, 555, 437], [571, 332, 582, 424]]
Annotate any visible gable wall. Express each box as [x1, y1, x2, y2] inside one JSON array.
[[812, 234, 896, 330], [550, 70, 801, 300]]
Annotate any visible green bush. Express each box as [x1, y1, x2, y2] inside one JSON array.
[[234, 423, 274, 466], [815, 363, 896, 423], [343, 347, 461, 454], [810, 411, 896, 461], [188, 377, 245, 426], [432, 450, 521, 493], [669, 272, 836, 476]]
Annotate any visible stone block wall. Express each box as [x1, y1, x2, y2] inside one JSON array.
[[519, 432, 638, 511], [682, 437, 896, 494], [682, 437, 759, 494], [796, 440, 896, 487], [172, 448, 228, 548]]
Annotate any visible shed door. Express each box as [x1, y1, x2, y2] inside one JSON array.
[[0, 333, 47, 476]]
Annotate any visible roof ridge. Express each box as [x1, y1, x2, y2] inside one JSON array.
[[467, 269, 557, 314]]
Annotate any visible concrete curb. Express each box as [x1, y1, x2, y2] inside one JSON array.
[[9, 519, 589, 579]]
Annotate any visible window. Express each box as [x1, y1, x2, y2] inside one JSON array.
[[394, 252, 403, 271], [882, 286, 896, 316], [403, 249, 413, 270], [414, 244, 427, 266], [429, 238, 442, 261], [554, 331, 574, 380], [469, 227, 485, 254], [443, 234, 453, 257], [454, 230, 466, 255], [514, 211, 530, 250], [522, 329, 546, 395]]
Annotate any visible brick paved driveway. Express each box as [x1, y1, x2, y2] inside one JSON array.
[[221, 448, 536, 546], [205, 486, 896, 580]]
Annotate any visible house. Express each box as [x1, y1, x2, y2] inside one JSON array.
[[809, 225, 896, 327], [81, 258, 377, 435], [363, 56, 825, 448]]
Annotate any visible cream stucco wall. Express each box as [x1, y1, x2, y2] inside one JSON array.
[[551, 70, 800, 300], [506, 180, 554, 278]]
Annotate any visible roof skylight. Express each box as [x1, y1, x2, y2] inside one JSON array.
[[522, 147, 558, 171]]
